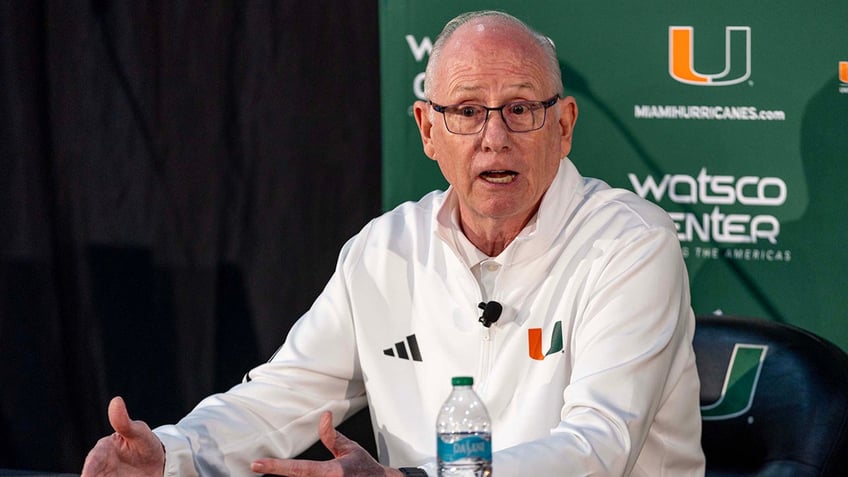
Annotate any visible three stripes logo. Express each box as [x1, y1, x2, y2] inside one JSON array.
[[669, 26, 751, 86], [383, 334, 423, 362]]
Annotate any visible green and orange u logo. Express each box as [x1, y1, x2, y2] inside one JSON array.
[[669, 26, 751, 86], [528, 321, 563, 360], [840, 61, 848, 84]]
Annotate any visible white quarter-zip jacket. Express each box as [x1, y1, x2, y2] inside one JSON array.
[[155, 158, 706, 476]]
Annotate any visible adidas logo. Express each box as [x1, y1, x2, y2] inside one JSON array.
[[383, 334, 423, 362]]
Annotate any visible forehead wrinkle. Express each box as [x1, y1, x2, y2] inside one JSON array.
[[441, 58, 546, 98], [430, 19, 554, 101], [451, 82, 535, 98], [443, 74, 543, 102]]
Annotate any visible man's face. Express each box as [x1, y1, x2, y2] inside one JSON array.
[[414, 19, 577, 229]]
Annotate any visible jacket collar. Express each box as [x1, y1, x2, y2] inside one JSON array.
[[435, 157, 584, 266]]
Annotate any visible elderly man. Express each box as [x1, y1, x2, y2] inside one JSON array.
[[82, 10, 705, 477]]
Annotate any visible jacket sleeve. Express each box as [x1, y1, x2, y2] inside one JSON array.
[[154, 237, 368, 477]]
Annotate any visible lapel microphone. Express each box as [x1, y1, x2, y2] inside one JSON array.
[[478, 301, 503, 328]]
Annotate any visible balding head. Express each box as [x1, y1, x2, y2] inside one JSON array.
[[423, 11, 563, 100]]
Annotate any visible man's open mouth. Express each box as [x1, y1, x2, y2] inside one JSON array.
[[480, 170, 517, 184]]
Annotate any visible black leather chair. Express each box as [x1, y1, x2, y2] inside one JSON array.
[[695, 315, 848, 476]]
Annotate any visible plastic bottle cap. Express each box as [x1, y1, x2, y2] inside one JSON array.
[[451, 376, 473, 386]]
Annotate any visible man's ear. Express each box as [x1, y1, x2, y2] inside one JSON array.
[[413, 100, 437, 160], [557, 96, 578, 158]]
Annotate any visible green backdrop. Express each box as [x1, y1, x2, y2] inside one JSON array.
[[379, 1, 848, 351]]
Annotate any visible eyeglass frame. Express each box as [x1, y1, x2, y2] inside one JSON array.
[[427, 95, 560, 135]]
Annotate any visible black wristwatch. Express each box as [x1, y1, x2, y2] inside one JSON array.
[[398, 468, 428, 477]]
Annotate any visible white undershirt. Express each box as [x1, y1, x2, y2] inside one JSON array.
[[447, 206, 537, 303]]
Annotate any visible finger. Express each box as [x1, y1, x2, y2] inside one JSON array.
[[317, 411, 337, 451], [107, 396, 134, 435], [251, 457, 331, 477], [108, 396, 152, 441], [318, 411, 359, 459]]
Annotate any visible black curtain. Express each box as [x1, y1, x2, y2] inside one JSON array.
[[0, 1, 381, 471]]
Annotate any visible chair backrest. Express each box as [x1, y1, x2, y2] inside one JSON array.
[[694, 315, 848, 476]]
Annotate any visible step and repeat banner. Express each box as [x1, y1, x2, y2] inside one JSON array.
[[378, 1, 848, 351]]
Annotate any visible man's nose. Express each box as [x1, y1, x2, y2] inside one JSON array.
[[480, 111, 512, 151]]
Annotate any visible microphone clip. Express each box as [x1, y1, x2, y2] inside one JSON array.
[[478, 301, 503, 328]]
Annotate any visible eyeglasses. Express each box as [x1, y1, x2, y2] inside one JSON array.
[[428, 95, 559, 135]]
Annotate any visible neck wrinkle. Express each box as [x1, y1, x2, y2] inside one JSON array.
[[459, 210, 535, 257]]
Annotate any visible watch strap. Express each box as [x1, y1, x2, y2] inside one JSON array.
[[398, 468, 428, 477]]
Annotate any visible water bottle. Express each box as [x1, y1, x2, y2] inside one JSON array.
[[436, 376, 492, 477]]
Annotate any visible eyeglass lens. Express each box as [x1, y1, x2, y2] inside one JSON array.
[[444, 101, 549, 134]]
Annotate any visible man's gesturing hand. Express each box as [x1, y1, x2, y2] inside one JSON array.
[[81, 396, 166, 477], [251, 411, 404, 477]]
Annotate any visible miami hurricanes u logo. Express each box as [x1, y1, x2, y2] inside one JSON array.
[[840, 61, 848, 84], [700, 343, 768, 420], [669, 26, 751, 86], [528, 321, 563, 360]]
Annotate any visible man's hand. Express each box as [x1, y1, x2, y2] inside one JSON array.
[[81, 396, 166, 477], [251, 411, 404, 477]]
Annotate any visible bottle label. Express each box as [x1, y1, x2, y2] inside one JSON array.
[[437, 434, 492, 463]]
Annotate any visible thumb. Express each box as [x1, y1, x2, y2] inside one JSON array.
[[108, 396, 142, 438], [317, 411, 355, 457]]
